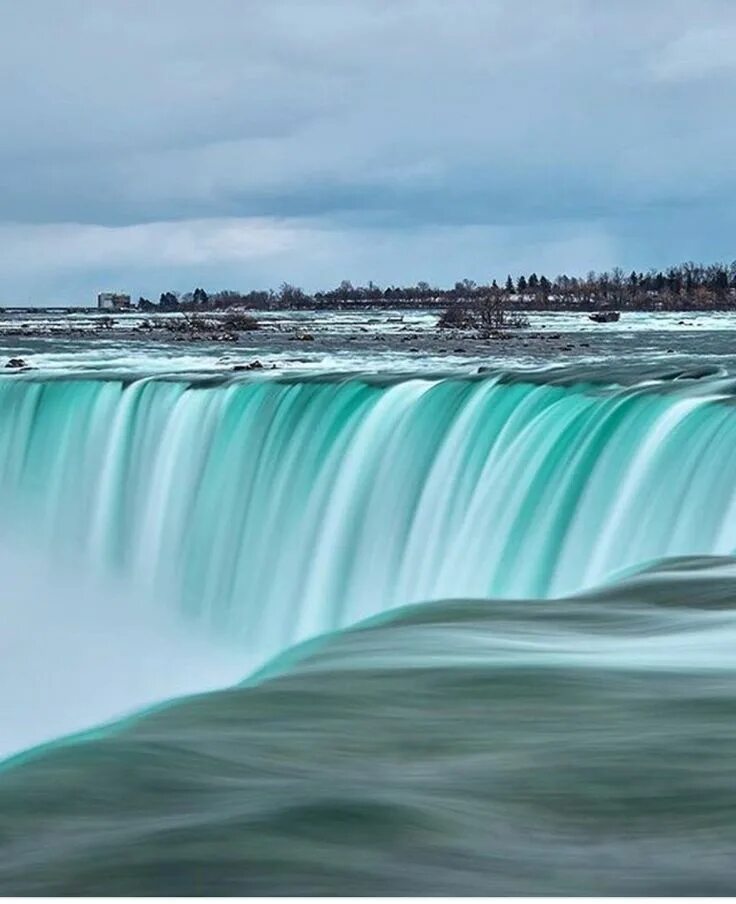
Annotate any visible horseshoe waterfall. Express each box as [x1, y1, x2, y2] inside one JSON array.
[[4, 368, 736, 895], [1, 373, 733, 641]]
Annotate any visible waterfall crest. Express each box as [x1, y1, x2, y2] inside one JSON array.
[[0, 372, 733, 667]]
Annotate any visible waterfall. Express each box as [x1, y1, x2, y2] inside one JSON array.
[[0, 371, 734, 670]]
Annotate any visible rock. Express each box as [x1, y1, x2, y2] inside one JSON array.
[[233, 360, 264, 371], [589, 311, 620, 323], [6, 357, 29, 369]]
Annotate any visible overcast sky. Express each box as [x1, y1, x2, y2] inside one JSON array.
[[1, 0, 734, 304]]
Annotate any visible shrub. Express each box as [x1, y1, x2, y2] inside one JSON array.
[[438, 302, 475, 329], [438, 297, 529, 333], [223, 312, 260, 331], [477, 297, 529, 332]]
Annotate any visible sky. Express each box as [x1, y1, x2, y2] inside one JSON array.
[[1, 0, 735, 305]]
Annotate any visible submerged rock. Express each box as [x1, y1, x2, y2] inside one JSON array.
[[589, 310, 621, 323], [233, 360, 264, 371], [5, 357, 30, 369]]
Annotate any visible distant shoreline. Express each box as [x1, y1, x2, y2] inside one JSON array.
[[2, 299, 736, 316]]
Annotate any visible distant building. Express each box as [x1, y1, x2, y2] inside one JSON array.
[[97, 292, 131, 310]]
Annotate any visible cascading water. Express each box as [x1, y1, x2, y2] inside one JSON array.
[[1, 371, 734, 658], [5, 368, 736, 894]]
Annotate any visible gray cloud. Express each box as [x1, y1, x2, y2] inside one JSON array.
[[0, 0, 734, 302]]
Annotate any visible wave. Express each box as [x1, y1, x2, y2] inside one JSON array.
[[2, 558, 736, 895]]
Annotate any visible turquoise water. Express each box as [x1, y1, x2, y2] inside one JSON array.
[[2, 372, 735, 643], [3, 561, 736, 895], [3, 365, 736, 892]]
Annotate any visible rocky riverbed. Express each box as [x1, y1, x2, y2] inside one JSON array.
[[1, 308, 735, 379]]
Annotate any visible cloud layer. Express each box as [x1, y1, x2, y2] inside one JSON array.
[[0, 0, 734, 303]]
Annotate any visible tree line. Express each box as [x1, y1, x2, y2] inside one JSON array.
[[138, 260, 736, 312]]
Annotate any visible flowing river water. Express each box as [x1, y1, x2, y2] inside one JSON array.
[[1, 311, 736, 893]]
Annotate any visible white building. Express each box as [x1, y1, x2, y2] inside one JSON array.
[[97, 292, 131, 310]]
